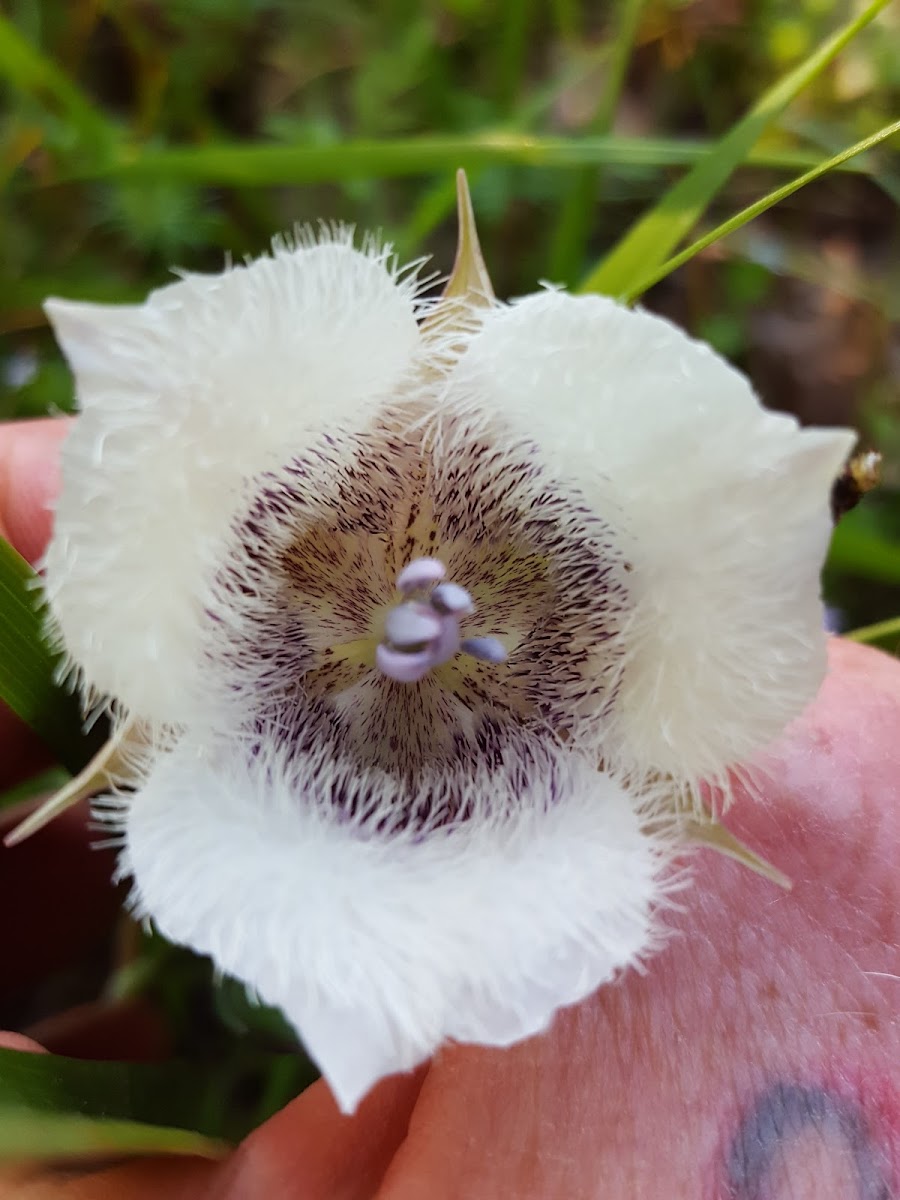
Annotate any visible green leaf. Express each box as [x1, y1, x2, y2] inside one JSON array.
[[0, 1046, 312, 1158], [0, 1048, 224, 1140], [0, 14, 118, 155], [845, 616, 900, 654], [52, 131, 882, 187], [620, 118, 900, 303], [214, 977, 301, 1047], [0, 1041, 229, 1161], [496, 0, 537, 108], [579, 0, 892, 297], [0, 1109, 226, 1163], [0, 538, 103, 773], [549, 0, 649, 281], [827, 504, 900, 586]]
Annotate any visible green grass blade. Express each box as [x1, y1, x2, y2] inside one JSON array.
[[791, 118, 900, 206], [845, 616, 900, 654], [0, 1047, 313, 1153], [496, 0, 537, 108], [0, 538, 102, 773], [0, 1048, 232, 1162], [0, 14, 118, 153], [827, 503, 900, 587], [621, 119, 900, 302], [579, 0, 892, 297], [549, 0, 649, 282], [57, 132, 883, 187], [0, 1109, 226, 1163]]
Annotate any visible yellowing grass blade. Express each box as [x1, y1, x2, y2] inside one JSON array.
[[579, 0, 892, 298]]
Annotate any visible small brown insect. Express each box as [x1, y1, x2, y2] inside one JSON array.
[[830, 450, 882, 524]]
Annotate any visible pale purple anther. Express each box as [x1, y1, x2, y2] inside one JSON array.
[[430, 581, 474, 616], [397, 557, 447, 594], [384, 603, 443, 648], [375, 643, 435, 683], [376, 558, 506, 684], [461, 636, 508, 664], [429, 616, 462, 665]]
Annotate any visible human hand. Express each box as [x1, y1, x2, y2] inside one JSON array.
[[0, 418, 897, 1198]]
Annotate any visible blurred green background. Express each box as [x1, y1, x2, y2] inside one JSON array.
[[2, 0, 899, 631], [0, 0, 898, 1147]]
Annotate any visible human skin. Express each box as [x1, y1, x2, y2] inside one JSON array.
[[0, 418, 897, 1199]]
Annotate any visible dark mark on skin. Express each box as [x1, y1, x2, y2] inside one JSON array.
[[726, 1082, 892, 1200]]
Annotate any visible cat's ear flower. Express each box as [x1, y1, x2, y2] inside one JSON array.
[[35, 177, 853, 1113]]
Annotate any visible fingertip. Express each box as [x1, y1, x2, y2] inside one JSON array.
[[0, 419, 69, 565], [727, 636, 900, 853], [222, 1069, 427, 1200], [0, 1032, 46, 1054]]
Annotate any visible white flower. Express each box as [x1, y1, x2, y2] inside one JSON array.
[[38, 184, 853, 1113]]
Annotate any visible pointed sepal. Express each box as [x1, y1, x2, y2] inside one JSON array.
[[4, 718, 145, 847], [683, 809, 792, 891], [442, 169, 495, 306]]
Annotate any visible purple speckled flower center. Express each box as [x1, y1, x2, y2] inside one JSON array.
[[203, 417, 629, 826]]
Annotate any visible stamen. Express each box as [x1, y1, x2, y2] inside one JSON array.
[[384, 604, 442, 648], [375, 643, 434, 684], [397, 557, 446, 594], [461, 637, 508, 664], [430, 582, 474, 615], [376, 559, 506, 684]]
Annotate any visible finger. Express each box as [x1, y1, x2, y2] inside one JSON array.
[[0, 418, 68, 565], [218, 1068, 427, 1200], [375, 639, 900, 1198], [0, 418, 69, 786], [0, 1032, 46, 1054]]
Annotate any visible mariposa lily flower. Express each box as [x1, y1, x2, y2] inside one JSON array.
[[30, 176, 852, 1112]]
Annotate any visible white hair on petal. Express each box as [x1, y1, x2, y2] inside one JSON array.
[[42, 233, 430, 725], [109, 733, 680, 1113], [442, 289, 855, 803], [171, 408, 635, 822]]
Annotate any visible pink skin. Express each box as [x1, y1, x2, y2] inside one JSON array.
[[0, 419, 897, 1198], [369, 638, 900, 1200], [0, 420, 69, 788]]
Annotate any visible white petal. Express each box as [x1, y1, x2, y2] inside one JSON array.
[[447, 291, 856, 788], [119, 737, 671, 1114], [42, 301, 153, 396], [43, 236, 423, 722]]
